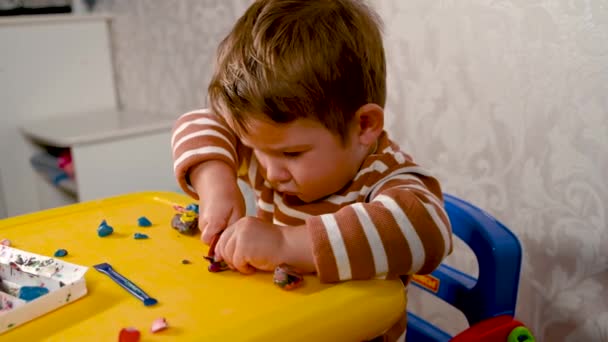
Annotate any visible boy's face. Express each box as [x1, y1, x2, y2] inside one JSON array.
[[238, 117, 366, 203]]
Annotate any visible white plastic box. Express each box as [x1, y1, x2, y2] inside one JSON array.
[[0, 246, 88, 334]]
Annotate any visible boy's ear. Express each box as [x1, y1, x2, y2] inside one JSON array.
[[353, 103, 384, 145]]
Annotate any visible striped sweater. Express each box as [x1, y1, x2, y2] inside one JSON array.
[[172, 109, 453, 283]]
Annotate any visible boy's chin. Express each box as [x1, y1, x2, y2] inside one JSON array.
[[282, 192, 315, 204], [293, 192, 330, 204]]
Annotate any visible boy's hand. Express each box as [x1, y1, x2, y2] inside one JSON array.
[[189, 160, 245, 244], [215, 217, 316, 275]]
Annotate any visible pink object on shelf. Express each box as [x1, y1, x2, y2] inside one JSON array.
[[57, 150, 75, 178]]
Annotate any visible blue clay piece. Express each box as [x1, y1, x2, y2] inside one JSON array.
[[185, 203, 199, 214], [134, 233, 149, 239], [137, 216, 152, 227], [98, 225, 113, 237], [97, 220, 114, 237], [54, 249, 68, 257], [19, 286, 49, 302]]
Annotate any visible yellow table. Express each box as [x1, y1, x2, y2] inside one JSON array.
[[0, 192, 405, 341]]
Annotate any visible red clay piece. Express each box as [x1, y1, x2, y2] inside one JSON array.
[[118, 327, 141, 342]]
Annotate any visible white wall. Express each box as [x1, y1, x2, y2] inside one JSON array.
[[374, 1, 608, 340]]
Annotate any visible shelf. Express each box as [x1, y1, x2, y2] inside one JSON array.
[[20, 109, 175, 148]]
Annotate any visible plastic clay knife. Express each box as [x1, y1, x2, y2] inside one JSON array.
[[94, 262, 158, 306]]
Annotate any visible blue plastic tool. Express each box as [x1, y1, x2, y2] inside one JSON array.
[[93, 263, 157, 306]]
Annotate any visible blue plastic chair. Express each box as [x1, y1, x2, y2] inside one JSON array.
[[405, 194, 530, 341]]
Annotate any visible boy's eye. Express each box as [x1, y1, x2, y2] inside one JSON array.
[[283, 151, 302, 158]]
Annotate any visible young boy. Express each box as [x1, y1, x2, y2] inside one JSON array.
[[171, 0, 452, 340]]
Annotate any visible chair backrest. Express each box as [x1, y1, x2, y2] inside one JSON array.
[[406, 193, 522, 340]]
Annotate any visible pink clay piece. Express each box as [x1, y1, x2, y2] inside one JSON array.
[[150, 317, 168, 333]]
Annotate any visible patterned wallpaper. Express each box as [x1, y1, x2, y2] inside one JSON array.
[[96, 1, 608, 340]]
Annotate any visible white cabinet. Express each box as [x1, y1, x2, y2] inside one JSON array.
[[20, 110, 177, 203], [0, 14, 116, 217], [0, 15, 177, 218]]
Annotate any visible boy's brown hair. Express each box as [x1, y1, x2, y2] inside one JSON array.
[[208, 0, 386, 141]]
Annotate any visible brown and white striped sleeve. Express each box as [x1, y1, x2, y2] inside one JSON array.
[[306, 164, 453, 283], [171, 109, 239, 198]]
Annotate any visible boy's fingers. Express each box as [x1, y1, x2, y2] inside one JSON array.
[[237, 264, 256, 275], [213, 246, 222, 262], [199, 217, 213, 242], [233, 254, 256, 275], [227, 204, 245, 226], [213, 227, 234, 262], [201, 218, 226, 244], [227, 211, 241, 226]]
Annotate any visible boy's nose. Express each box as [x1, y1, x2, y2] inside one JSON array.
[[265, 161, 291, 184]]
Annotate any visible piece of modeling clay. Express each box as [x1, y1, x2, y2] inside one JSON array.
[[119, 327, 141, 342], [97, 220, 114, 237], [170, 205, 199, 235], [0, 238, 10, 246], [150, 317, 168, 333], [207, 261, 229, 272], [273, 264, 304, 290], [18, 286, 50, 301], [94, 262, 157, 306], [54, 249, 68, 257], [204, 233, 229, 272], [137, 216, 152, 227], [185, 203, 199, 214], [133, 233, 149, 240]]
